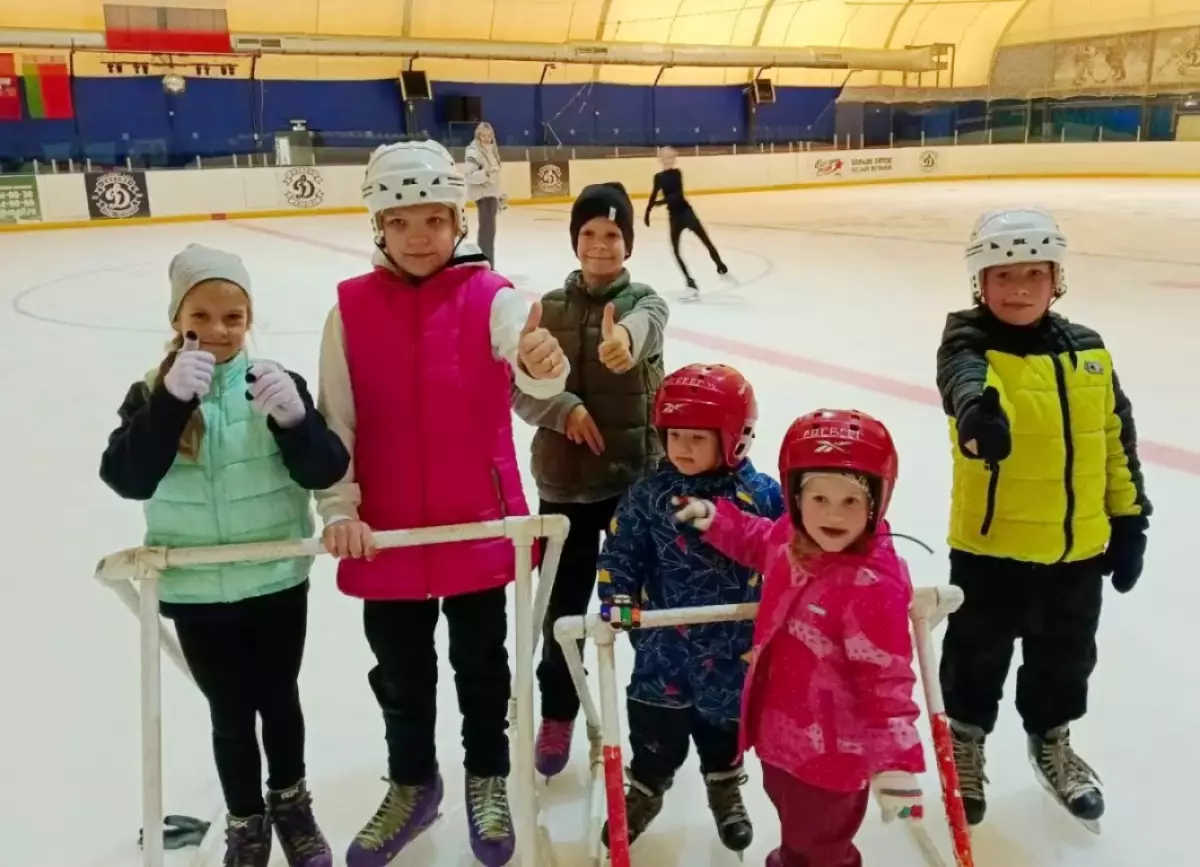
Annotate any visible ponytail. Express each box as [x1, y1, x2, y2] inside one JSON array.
[[147, 333, 206, 460]]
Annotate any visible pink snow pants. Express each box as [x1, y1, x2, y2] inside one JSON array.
[[761, 761, 869, 867]]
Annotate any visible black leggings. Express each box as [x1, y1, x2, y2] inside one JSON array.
[[669, 207, 724, 284], [171, 581, 309, 818]]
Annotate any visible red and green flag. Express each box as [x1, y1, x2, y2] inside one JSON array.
[[22, 56, 73, 120], [0, 54, 21, 120]]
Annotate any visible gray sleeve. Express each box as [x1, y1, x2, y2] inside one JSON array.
[[620, 291, 670, 362], [510, 382, 583, 434]]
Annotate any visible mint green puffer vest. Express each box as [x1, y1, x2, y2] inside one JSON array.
[[144, 352, 315, 605]]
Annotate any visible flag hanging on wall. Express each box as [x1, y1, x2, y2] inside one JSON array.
[[0, 54, 22, 121], [104, 1, 232, 54], [22, 56, 73, 120]]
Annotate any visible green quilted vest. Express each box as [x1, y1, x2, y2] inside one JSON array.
[[532, 269, 665, 502], [143, 352, 314, 605]]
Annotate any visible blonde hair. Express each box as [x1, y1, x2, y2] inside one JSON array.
[[146, 333, 206, 460]]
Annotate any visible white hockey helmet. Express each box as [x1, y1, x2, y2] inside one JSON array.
[[965, 209, 1068, 302], [361, 140, 468, 240]]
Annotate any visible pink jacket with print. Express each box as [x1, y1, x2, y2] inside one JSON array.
[[703, 500, 925, 792]]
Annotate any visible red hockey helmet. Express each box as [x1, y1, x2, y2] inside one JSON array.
[[779, 408, 899, 529], [653, 363, 757, 466]]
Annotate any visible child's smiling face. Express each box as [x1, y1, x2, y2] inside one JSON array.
[[796, 473, 870, 553]]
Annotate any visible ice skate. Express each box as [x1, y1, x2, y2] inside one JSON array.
[[601, 773, 668, 850], [535, 718, 574, 779], [1028, 725, 1104, 833], [683, 278, 700, 302], [466, 773, 516, 866], [222, 813, 272, 867], [267, 779, 332, 867], [345, 774, 443, 867], [705, 766, 753, 858], [950, 719, 989, 826]]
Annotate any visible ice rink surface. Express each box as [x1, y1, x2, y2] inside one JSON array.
[[2, 177, 1198, 867]]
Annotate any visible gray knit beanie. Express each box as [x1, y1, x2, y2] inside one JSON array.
[[167, 243, 253, 322]]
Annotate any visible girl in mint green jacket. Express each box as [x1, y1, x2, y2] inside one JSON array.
[[99, 244, 349, 867]]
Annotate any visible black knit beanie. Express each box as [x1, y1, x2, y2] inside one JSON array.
[[570, 181, 634, 257]]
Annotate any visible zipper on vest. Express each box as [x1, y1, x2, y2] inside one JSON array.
[[491, 467, 507, 516], [1051, 354, 1076, 562], [979, 461, 1000, 536]]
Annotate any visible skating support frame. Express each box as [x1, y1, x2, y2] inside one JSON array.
[[553, 585, 976, 867], [94, 515, 569, 867]]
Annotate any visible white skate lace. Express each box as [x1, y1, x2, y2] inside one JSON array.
[[952, 734, 988, 799], [358, 779, 418, 849], [469, 776, 513, 840], [1037, 732, 1101, 801], [706, 769, 750, 828]]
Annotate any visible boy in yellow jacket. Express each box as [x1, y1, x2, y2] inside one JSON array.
[[935, 209, 1150, 833]]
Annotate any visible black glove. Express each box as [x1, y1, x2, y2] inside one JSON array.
[[1102, 517, 1147, 593], [956, 386, 1011, 463]]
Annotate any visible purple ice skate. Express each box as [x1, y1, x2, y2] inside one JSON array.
[[345, 774, 443, 867], [466, 773, 515, 866], [267, 780, 332, 867], [535, 718, 574, 779]]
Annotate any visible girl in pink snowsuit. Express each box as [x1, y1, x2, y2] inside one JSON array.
[[675, 408, 925, 867]]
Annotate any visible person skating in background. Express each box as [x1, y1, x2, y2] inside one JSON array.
[[936, 208, 1150, 832], [463, 122, 505, 265], [597, 364, 783, 855], [645, 145, 729, 299], [100, 244, 350, 867], [675, 410, 926, 867], [510, 181, 670, 780], [316, 140, 568, 867]]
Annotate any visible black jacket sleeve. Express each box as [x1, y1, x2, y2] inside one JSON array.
[[99, 381, 197, 500], [268, 371, 351, 491], [645, 172, 661, 218], [936, 310, 990, 418]]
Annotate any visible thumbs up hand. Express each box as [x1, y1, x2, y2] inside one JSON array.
[[163, 330, 215, 402], [518, 301, 567, 380], [598, 303, 634, 373]]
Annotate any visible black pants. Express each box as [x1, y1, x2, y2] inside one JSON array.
[[627, 699, 740, 791], [364, 586, 510, 784], [668, 207, 723, 284], [171, 581, 309, 818], [940, 550, 1104, 736], [537, 496, 622, 721]]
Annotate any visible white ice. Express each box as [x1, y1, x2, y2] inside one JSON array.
[[2, 178, 1198, 867]]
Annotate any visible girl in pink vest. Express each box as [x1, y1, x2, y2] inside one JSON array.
[[674, 409, 926, 867], [315, 140, 568, 867]]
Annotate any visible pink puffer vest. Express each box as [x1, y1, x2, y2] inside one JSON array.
[[336, 263, 531, 600]]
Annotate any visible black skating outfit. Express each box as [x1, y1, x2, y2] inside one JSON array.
[[645, 167, 727, 288]]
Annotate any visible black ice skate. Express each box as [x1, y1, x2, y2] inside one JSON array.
[[223, 813, 272, 867], [950, 719, 989, 827], [600, 773, 667, 850], [705, 766, 753, 858], [1028, 724, 1104, 833]]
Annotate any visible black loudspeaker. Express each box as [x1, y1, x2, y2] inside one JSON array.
[[443, 95, 484, 124]]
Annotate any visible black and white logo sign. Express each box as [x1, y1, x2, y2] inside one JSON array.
[[919, 150, 939, 173], [86, 171, 151, 220], [282, 167, 324, 209]]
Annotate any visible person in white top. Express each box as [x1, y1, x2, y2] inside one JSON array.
[[463, 122, 504, 265], [313, 139, 567, 867]]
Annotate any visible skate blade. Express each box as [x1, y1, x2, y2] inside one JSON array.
[[1032, 769, 1102, 835]]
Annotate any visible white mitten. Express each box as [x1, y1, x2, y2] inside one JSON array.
[[246, 362, 306, 429], [163, 331, 215, 402], [671, 496, 715, 532], [871, 770, 923, 823]]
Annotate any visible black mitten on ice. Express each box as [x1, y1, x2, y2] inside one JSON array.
[[956, 386, 1012, 463], [1102, 517, 1147, 594]]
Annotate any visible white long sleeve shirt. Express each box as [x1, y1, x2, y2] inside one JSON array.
[[315, 279, 568, 526]]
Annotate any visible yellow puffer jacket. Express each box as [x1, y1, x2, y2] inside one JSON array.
[[936, 308, 1150, 565]]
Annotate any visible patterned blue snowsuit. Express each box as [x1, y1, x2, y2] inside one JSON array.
[[597, 457, 783, 786]]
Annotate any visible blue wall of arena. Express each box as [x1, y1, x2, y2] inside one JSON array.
[[0, 75, 1176, 165]]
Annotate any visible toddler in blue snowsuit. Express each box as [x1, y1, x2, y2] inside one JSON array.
[[597, 363, 783, 854]]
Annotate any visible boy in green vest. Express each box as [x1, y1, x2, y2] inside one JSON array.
[[512, 182, 670, 779], [100, 244, 350, 867]]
